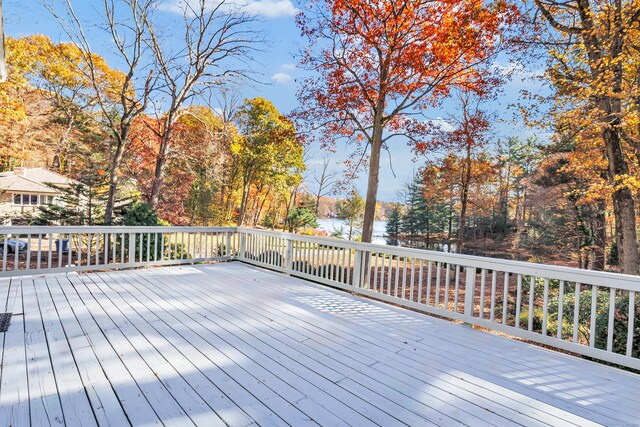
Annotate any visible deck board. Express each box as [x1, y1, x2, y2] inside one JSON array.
[[1, 262, 639, 426]]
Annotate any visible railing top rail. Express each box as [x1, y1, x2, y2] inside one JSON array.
[[0, 226, 237, 233]]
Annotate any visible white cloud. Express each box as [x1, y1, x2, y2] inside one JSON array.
[[430, 118, 454, 132], [493, 61, 544, 80], [162, 0, 297, 18], [240, 0, 296, 17], [271, 72, 292, 84]]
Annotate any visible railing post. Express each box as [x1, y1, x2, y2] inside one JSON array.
[[464, 266, 476, 324], [226, 232, 231, 259], [239, 232, 246, 260], [128, 233, 135, 265], [353, 249, 363, 288], [285, 238, 293, 274]]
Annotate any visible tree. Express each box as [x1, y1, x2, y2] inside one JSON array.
[[426, 92, 492, 252], [401, 174, 429, 237], [0, 35, 107, 172], [385, 203, 402, 246], [128, 106, 228, 225], [311, 156, 338, 215], [532, 0, 640, 273], [495, 136, 538, 233], [46, 0, 155, 224], [143, 0, 260, 208], [296, 0, 519, 242], [32, 169, 109, 226], [285, 207, 318, 233], [232, 98, 304, 226], [335, 190, 365, 241]]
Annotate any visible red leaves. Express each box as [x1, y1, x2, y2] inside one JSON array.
[[295, 0, 520, 152]]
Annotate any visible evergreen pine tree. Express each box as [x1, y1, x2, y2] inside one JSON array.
[[385, 203, 402, 245], [401, 174, 429, 237], [31, 169, 109, 226]]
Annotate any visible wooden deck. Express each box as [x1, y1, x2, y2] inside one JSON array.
[[1, 262, 639, 426]]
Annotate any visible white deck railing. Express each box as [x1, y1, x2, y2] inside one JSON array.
[[0, 226, 237, 276], [1, 225, 638, 370]]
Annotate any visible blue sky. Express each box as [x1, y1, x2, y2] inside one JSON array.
[[6, 0, 547, 202]]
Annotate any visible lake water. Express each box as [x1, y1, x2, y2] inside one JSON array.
[[315, 219, 388, 245]]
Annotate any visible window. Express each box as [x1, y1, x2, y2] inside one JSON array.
[[11, 193, 53, 206]]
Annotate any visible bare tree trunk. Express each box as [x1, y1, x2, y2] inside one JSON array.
[[457, 141, 472, 254], [605, 127, 639, 274], [362, 114, 384, 243], [149, 128, 172, 208], [104, 136, 126, 224]]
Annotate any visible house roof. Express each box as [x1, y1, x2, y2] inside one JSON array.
[[0, 168, 80, 194]]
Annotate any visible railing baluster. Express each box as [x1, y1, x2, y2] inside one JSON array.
[[14, 232, 19, 271], [110, 232, 115, 264], [25, 233, 31, 272], [502, 273, 509, 324], [59, 233, 64, 269], [161, 233, 165, 261], [394, 256, 400, 297], [426, 261, 432, 305], [401, 257, 407, 298], [542, 278, 549, 336], [464, 267, 476, 318], [515, 275, 522, 328], [138, 233, 143, 263], [607, 289, 616, 352], [347, 248, 352, 285], [385, 254, 392, 295], [435, 262, 441, 307], [590, 285, 598, 347], [87, 233, 92, 267], [372, 252, 379, 291], [156, 232, 161, 261], [48, 233, 53, 269], [528, 276, 535, 332], [410, 258, 416, 301], [490, 270, 497, 321], [77, 233, 83, 267], [557, 280, 565, 339], [627, 291, 635, 357], [479, 268, 486, 318], [67, 233, 74, 267], [418, 260, 424, 304], [454, 265, 460, 312], [2, 235, 7, 272], [119, 233, 126, 264], [37, 234, 42, 270], [573, 283, 581, 343], [444, 263, 451, 310], [95, 233, 100, 265]]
